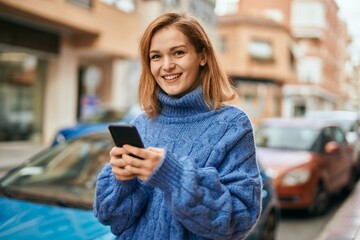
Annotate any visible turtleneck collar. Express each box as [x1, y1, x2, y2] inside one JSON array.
[[158, 86, 211, 118]]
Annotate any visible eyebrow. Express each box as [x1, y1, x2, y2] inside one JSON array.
[[149, 45, 187, 54]]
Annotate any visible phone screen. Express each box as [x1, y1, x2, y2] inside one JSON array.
[[108, 124, 144, 148]]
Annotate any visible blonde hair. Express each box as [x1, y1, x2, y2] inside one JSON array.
[[138, 12, 235, 118]]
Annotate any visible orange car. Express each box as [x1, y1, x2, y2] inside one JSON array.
[[255, 118, 357, 215]]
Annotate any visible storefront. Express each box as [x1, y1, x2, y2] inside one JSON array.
[[0, 18, 58, 142]]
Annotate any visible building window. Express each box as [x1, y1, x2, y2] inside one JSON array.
[[215, 0, 239, 16], [297, 57, 323, 84], [289, 47, 296, 70], [294, 104, 306, 117], [291, 1, 326, 28], [248, 40, 274, 62], [101, 0, 136, 13]]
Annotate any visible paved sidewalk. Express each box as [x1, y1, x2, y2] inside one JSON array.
[[316, 181, 360, 240], [0, 141, 46, 175]]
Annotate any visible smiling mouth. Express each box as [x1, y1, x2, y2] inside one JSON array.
[[163, 73, 182, 81]]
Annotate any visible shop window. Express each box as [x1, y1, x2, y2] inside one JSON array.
[[248, 40, 274, 63], [0, 52, 46, 142]]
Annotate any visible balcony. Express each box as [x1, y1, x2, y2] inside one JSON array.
[[292, 27, 324, 40]]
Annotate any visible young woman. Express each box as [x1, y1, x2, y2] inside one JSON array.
[[94, 12, 262, 240]]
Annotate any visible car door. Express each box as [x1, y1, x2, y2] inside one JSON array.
[[324, 126, 352, 192], [321, 127, 339, 193], [331, 126, 354, 189]]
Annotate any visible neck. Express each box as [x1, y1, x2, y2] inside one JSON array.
[[158, 87, 210, 118]]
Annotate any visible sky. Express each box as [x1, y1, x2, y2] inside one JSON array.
[[335, 0, 360, 64]]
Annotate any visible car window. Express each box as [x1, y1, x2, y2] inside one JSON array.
[[323, 127, 333, 143], [332, 127, 346, 144], [255, 126, 320, 151]]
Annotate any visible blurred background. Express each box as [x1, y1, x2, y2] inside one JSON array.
[[1, 1, 360, 240], [0, 0, 359, 145]]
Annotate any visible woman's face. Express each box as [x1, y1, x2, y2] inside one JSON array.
[[149, 26, 206, 97]]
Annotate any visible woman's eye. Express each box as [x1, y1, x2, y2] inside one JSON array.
[[150, 55, 160, 60], [174, 50, 185, 56]]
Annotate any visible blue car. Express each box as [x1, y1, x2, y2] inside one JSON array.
[[51, 105, 142, 146], [0, 132, 279, 239], [246, 164, 280, 240]]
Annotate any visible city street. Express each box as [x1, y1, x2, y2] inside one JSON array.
[[276, 194, 346, 240], [0, 141, 355, 240]]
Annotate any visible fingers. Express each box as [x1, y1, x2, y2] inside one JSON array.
[[123, 145, 147, 159], [147, 147, 164, 154], [112, 166, 137, 181], [110, 146, 125, 158], [110, 145, 165, 181], [110, 146, 136, 181]]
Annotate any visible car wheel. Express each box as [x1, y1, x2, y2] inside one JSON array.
[[259, 210, 277, 240], [308, 183, 329, 216]]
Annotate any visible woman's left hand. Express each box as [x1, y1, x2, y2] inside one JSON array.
[[121, 145, 164, 181]]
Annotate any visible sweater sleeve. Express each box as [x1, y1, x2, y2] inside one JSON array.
[[93, 163, 150, 236], [145, 112, 262, 240]]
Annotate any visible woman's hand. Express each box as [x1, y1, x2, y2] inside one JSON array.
[[110, 145, 164, 181]]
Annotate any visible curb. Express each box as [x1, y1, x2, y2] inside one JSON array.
[[315, 181, 360, 240]]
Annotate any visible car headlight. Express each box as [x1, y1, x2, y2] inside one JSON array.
[[281, 169, 311, 186]]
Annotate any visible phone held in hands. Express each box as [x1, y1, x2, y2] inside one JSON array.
[[108, 124, 144, 148]]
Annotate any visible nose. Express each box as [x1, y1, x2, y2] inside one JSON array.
[[162, 57, 175, 71]]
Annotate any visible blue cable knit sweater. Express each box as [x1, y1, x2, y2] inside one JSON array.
[[94, 87, 262, 240]]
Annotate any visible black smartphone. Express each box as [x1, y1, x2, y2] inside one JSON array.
[[108, 124, 144, 148]]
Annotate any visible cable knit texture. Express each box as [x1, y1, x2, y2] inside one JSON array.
[[94, 87, 262, 240]]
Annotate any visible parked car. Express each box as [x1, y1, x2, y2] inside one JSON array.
[[255, 118, 357, 216], [246, 164, 280, 240], [305, 110, 360, 178], [51, 105, 142, 146], [0, 131, 279, 240]]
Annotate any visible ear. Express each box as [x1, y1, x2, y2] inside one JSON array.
[[199, 50, 207, 66]]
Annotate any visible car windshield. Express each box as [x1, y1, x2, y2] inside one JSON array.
[[0, 133, 112, 209], [255, 126, 321, 151]]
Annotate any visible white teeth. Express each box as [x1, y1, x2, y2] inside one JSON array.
[[164, 74, 180, 80]]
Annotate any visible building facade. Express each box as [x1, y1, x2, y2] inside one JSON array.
[[0, 0, 354, 143], [0, 0, 142, 143], [283, 0, 351, 116], [0, 0, 217, 144], [217, 0, 297, 126], [216, 0, 353, 123]]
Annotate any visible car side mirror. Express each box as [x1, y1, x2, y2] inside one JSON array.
[[324, 141, 340, 154]]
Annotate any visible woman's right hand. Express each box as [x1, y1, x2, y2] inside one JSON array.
[[109, 146, 137, 181]]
